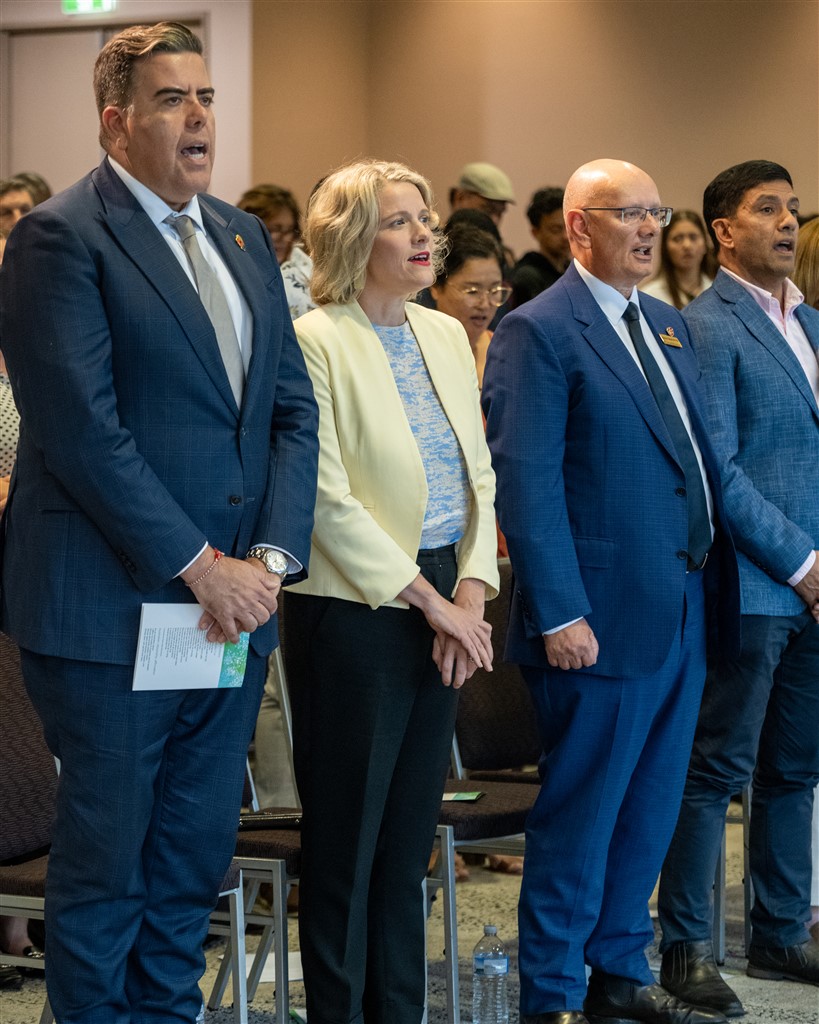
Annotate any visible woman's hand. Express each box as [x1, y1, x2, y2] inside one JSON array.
[[399, 573, 492, 685]]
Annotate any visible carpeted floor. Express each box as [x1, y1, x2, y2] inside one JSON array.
[[2, 823, 817, 1022]]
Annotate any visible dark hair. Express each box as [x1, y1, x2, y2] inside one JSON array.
[[94, 23, 203, 149], [0, 176, 35, 202], [526, 187, 564, 228], [435, 225, 503, 285], [443, 208, 501, 242], [237, 184, 302, 235], [11, 172, 51, 206], [656, 209, 717, 309], [703, 160, 792, 252]]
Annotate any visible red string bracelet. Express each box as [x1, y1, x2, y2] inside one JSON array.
[[186, 548, 223, 587]]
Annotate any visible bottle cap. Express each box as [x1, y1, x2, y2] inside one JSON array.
[[484, 925, 497, 935]]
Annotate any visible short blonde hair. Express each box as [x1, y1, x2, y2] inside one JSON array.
[[306, 160, 443, 306], [794, 216, 819, 310]]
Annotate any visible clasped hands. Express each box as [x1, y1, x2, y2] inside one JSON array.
[[793, 554, 819, 624], [401, 574, 493, 688], [182, 547, 281, 644]]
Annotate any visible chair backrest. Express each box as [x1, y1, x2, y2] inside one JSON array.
[[453, 560, 541, 772], [0, 632, 58, 861]]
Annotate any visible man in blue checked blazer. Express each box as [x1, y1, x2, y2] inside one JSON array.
[[0, 23, 318, 1023], [658, 161, 819, 1017], [483, 159, 739, 1024]]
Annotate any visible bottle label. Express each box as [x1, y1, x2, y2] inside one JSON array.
[[473, 954, 509, 976]]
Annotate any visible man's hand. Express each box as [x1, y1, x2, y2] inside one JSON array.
[[182, 549, 281, 643], [793, 554, 819, 623], [543, 618, 599, 670]]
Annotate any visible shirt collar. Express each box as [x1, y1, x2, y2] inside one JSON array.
[[107, 155, 203, 232], [574, 258, 639, 326], [721, 266, 804, 320]]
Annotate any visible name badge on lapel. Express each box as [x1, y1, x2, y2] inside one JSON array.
[[659, 326, 682, 348]]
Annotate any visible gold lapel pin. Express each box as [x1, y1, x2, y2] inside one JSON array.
[[660, 327, 682, 348], [234, 233, 246, 251]]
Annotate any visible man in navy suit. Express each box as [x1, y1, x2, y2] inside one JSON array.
[[0, 23, 318, 1023], [483, 159, 738, 1024], [658, 161, 819, 1017]]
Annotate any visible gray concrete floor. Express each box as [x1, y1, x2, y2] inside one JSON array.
[[2, 822, 817, 1022]]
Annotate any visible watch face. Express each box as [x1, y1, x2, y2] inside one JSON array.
[[264, 549, 288, 575]]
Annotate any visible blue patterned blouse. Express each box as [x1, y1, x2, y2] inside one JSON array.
[[374, 321, 471, 548]]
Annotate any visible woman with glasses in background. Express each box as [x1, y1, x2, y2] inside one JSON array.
[[237, 183, 316, 319], [431, 225, 511, 387]]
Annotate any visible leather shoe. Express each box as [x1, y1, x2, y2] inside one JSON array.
[[583, 971, 728, 1023], [0, 964, 23, 991], [747, 940, 819, 985], [521, 1014, 589, 1024], [660, 940, 745, 1017], [17, 944, 44, 977]]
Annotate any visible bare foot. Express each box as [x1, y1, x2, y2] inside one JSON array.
[[487, 855, 524, 875]]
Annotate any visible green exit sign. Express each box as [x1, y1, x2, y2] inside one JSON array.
[[62, 0, 117, 13]]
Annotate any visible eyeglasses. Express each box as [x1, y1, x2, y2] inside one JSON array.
[[581, 207, 673, 228], [452, 284, 512, 307], [267, 224, 299, 239]]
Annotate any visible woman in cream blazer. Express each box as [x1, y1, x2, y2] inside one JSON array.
[[285, 160, 499, 1024]]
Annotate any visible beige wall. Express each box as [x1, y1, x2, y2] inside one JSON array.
[[251, 0, 819, 257]]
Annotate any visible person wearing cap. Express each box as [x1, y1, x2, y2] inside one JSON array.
[[449, 161, 516, 228]]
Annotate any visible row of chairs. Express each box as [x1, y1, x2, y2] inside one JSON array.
[[0, 558, 749, 1020]]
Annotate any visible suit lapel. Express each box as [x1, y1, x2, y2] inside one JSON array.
[[93, 163, 238, 417], [565, 273, 679, 462], [716, 271, 819, 420], [200, 200, 275, 423]]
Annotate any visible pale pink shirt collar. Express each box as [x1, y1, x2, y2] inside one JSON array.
[[721, 266, 804, 335]]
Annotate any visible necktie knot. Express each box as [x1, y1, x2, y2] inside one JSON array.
[[168, 213, 197, 243], [623, 302, 640, 324]]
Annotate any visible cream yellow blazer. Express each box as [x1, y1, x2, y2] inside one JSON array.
[[290, 300, 500, 609]]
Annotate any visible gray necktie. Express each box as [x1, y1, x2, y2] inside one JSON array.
[[168, 214, 245, 406], [623, 302, 711, 568]]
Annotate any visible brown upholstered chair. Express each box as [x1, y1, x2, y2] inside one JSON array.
[[0, 631, 248, 1024]]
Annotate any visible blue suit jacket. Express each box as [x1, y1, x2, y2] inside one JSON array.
[[0, 159, 319, 664], [482, 263, 739, 678], [682, 269, 819, 616]]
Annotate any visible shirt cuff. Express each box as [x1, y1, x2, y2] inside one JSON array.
[[248, 543, 303, 577], [787, 550, 816, 587], [176, 542, 208, 578], [543, 617, 583, 635]]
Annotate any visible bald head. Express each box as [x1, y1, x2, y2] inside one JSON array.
[[564, 159, 662, 296]]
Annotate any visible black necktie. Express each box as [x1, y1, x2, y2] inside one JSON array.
[[167, 214, 245, 406], [622, 302, 711, 567]]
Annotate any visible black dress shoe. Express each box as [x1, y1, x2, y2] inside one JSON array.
[[521, 1014, 589, 1024], [17, 944, 45, 977], [747, 940, 819, 985], [583, 971, 728, 1023], [0, 963, 24, 991], [660, 940, 745, 1017]]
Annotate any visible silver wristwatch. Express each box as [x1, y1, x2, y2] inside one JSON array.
[[246, 546, 288, 578]]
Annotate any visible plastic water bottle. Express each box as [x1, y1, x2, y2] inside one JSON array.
[[472, 924, 509, 1024]]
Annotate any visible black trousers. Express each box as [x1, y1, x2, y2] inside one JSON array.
[[284, 547, 459, 1024]]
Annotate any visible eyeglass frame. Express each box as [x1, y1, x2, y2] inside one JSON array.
[[580, 206, 673, 228], [448, 283, 512, 307], [266, 224, 300, 239]]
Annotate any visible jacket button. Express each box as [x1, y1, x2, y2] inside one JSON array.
[[677, 550, 688, 560], [229, 495, 242, 506], [675, 486, 686, 497]]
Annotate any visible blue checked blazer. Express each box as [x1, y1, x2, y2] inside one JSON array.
[[482, 262, 739, 678], [0, 159, 318, 663], [682, 269, 819, 616]]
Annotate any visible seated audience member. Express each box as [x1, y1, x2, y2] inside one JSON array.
[[237, 183, 316, 320], [0, 177, 35, 235], [12, 171, 52, 207], [793, 213, 819, 943], [640, 209, 716, 309], [510, 186, 569, 307], [285, 159, 498, 1024]]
